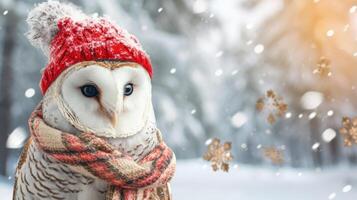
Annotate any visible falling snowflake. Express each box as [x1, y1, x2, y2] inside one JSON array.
[[256, 90, 288, 124], [263, 147, 284, 165], [326, 30, 335, 37], [328, 192, 336, 200], [214, 69, 223, 76], [203, 138, 233, 172], [170, 68, 176, 74], [313, 56, 331, 77], [25, 88, 35, 98], [215, 51, 223, 58], [322, 128, 336, 143], [339, 117, 357, 146], [254, 44, 264, 54], [312, 142, 320, 151], [342, 184, 352, 193]]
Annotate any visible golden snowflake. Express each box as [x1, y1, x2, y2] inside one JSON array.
[[263, 147, 284, 165], [339, 117, 357, 147], [313, 56, 331, 77], [256, 90, 288, 124], [203, 138, 233, 172]]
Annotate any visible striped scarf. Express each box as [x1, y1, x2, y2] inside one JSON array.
[[29, 105, 176, 200]]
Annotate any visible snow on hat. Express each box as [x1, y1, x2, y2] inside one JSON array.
[[26, 1, 152, 94]]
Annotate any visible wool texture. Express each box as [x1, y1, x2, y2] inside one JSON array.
[[40, 17, 152, 94], [28, 104, 176, 200]]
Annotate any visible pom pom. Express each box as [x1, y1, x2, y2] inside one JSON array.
[[26, 0, 86, 56]]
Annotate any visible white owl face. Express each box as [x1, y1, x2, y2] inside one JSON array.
[[49, 61, 155, 138]]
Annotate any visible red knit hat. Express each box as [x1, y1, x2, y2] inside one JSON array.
[[39, 17, 152, 94]]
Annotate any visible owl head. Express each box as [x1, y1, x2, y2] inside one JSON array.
[[27, 1, 155, 138]]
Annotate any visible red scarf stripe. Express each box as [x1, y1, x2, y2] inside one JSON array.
[[139, 144, 165, 163], [124, 150, 170, 188], [123, 145, 172, 188], [79, 132, 115, 153], [98, 149, 171, 189], [87, 162, 127, 186], [51, 151, 111, 164], [156, 161, 176, 185], [95, 160, 149, 188], [133, 149, 173, 187], [62, 133, 90, 152]]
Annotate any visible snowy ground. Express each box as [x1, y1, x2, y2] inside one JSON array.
[[0, 176, 12, 200], [1, 160, 357, 200], [171, 160, 357, 200]]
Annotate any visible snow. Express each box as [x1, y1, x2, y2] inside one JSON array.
[[192, 0, 208, 14], [322, 128, 337, 143], [231, 112, 248, 128], [24, 88, 35, 98], [170, 68, 176, 74], [309, 111, 317, 119], [328, 110, 334, 116], [300, 91, 324, 110], [171, 160, 357, 200], [312, 142, 320, 151], [0, 177, 12, 200], [343, 185, 352, 193], [254, 44, 264, 54], [326, 30, 335, 37], [6, 127, 27, 149], [2, 160, 357, 199]]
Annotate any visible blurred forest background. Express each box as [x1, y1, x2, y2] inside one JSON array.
[[1, 0, 357, 179]]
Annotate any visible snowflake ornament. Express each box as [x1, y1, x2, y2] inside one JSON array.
[[256, 90, 288, 124], [313, 56, 331, 77], [203, 138, 233, 172], [339, 117, 357, 146], [263, 147, 284, 165]]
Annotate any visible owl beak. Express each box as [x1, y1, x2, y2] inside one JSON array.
[[105, 108, 118, 127], [97, 88, 123, 129], [98, 102, 118, 128]]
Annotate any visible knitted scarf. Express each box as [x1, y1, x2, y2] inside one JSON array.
[[28, 105, 176, 200]]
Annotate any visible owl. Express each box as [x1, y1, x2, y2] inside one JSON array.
[[13, 1, 171, 200]]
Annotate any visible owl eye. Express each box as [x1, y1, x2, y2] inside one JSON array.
[[80, 84, 99, 97], [124, 83, 134, 96]]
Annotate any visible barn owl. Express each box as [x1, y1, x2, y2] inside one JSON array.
[[13, 1, 171, 200]]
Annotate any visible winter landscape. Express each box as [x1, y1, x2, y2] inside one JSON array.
[[1, 0, 357, 199], [2, 160, 357, 199]]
